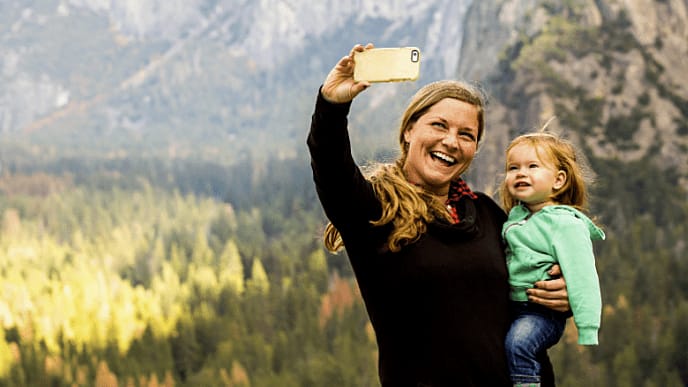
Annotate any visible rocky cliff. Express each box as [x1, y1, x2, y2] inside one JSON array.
[[1, 0, 686, 191], [467, 0, 688, 192]]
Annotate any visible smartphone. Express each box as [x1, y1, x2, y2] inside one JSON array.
[[353, 47, 421, 83]]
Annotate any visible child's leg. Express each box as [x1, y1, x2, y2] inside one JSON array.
[[505, 306, 565, 386]]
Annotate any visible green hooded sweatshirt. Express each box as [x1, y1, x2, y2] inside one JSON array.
[[502, 204, 605, 345]]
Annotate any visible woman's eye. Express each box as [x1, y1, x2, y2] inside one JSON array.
[[460, 132, 476, 141], [431, 122, 447, 129]]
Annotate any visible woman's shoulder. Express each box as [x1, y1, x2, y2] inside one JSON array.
[[472, 192, 507, 219], [473, 191, 501, 206]]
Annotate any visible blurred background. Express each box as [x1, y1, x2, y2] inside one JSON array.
[[0, 0, 686, 386]]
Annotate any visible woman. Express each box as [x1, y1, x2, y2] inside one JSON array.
[[307, 44, 569, 386]]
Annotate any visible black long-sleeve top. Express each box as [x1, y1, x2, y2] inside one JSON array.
[[307, 90, 553, 386]]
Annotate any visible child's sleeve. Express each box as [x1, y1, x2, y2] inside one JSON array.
[[551, 215, 602, 345]]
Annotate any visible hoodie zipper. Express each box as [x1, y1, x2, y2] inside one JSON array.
[[503, 219, 527, 238]]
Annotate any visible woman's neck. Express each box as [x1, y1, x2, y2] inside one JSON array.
[[405, 179, 449, 203], [432, 192, 449, 205]]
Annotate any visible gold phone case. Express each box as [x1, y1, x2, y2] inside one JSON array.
[[353, 47, 421, 83]]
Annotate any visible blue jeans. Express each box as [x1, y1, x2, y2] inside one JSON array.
[[505, 302, 567, 385]]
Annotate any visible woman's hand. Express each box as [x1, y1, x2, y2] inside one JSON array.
[[526, 265, 571, 313], [321, 43, 373, 103]]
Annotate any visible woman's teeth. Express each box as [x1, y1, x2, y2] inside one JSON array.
[[431, 151, 456, 165]]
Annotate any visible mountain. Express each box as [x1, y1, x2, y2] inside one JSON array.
[[0, 0, 471, 163], [1, 0, 687, 195]]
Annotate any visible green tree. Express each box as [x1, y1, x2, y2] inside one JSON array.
[[170, 317, 203, 382]]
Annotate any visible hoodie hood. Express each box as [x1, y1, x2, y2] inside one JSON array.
[[540, 205, 606, 242]]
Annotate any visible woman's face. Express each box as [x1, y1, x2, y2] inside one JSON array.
[[402, 98, 479, 196]]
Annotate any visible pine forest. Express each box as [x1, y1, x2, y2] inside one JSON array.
[[0, 152, 686, 386]]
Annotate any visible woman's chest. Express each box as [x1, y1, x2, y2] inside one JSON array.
[[377, 230, 508, 293]]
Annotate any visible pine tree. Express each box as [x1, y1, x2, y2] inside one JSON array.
[[170, 318, 203, 382], [218, 239, 245, 295]]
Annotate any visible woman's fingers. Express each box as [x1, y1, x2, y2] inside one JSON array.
[[322, 44, 374, 103], [527, 277, 571, 313]]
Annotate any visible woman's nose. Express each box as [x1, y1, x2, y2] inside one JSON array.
[[441, 132, 459, 148]]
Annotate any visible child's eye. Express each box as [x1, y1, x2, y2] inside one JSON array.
[[529, 163, 539, 169]]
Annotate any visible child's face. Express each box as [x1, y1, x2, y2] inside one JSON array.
[[505, 143, 566, 212]]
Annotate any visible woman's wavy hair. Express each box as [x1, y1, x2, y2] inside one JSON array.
[[499, 131, 594, 213], [324, 80, 486, 253]]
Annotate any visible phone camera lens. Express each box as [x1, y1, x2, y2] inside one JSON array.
[[411, 50, 419, 62]]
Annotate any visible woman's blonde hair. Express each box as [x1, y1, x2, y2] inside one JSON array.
[[499, 132, 593, 213], [324, 80, 486, 253]]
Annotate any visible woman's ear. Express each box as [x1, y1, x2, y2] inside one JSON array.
[[553, 170, 567, 190], [403, 128, 411, 143]]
